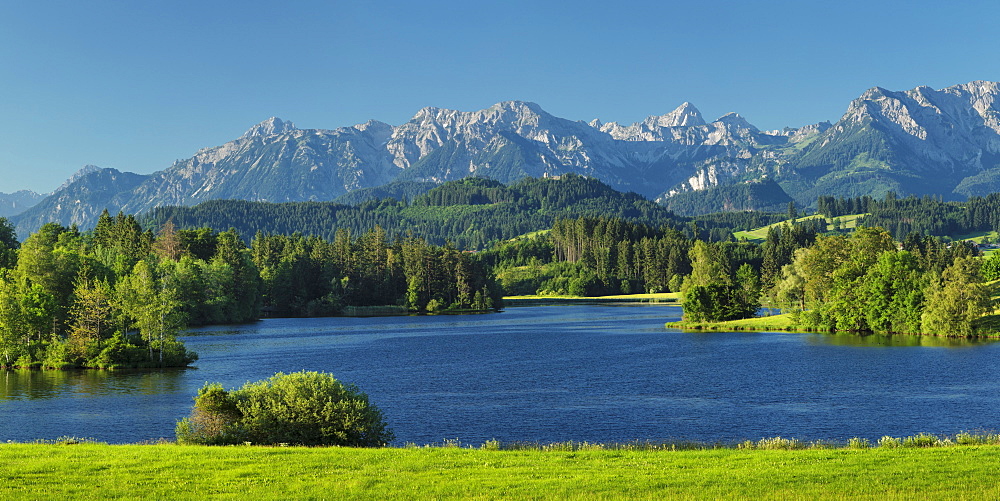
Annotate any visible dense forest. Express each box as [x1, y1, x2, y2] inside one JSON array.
[[817, 192, 1000, 240], [770, 227, 987, 335], [472, 208, 992, 337], [8, 173, 1000, 370], [0, 215, 202, 369], [479, 215, 824, 298], [0, 210, 501, 369], [684, 223, 991, 335], [143, 175, 789, 249]]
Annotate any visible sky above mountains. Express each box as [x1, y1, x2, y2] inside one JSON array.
[[1, 0, 997, 194]]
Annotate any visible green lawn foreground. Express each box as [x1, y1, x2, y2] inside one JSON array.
[[3, 443, 1000, 499]]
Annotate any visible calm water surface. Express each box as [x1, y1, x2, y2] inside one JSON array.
[[3, 304, 1000, 445]]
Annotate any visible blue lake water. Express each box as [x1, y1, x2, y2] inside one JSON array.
[[3, 303, 1000, 445]]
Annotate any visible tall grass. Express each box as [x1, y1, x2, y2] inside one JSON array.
[[421, 432, 1000, 451]]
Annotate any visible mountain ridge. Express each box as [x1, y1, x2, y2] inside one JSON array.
[[11, 80, 1000, 234]]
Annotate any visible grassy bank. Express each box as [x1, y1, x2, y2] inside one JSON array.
[[339, 305, 411, 316], [504, 292, 678, 303], [5, 442, 1000, 499], [668, 312, 1000, 338], [666, 313, 802, 331]]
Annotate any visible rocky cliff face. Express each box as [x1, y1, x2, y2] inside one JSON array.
[[118, 118, 400, 215], [14, 81, 1000, 233], [789, 80, 1000, 201]]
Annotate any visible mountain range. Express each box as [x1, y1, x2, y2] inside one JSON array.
[[10, 80, 1000, 235]]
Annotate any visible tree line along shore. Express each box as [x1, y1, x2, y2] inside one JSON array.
[[6, 181, 1000, 370], [668, 225, 1000, 337], [0, 211, 502, 370], [3, 211, 996, 370]]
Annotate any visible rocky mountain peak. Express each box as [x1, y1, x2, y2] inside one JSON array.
[[57, 165, 103, 191], [649, 102, 706, 127], [73, 164, 102, 177], [410, 106, 443, 122], [353, 119, 392, 133], [241, 117, 297, 139], [492, 100, 544, 113], [476, 101, 551, 127], [18, 80, 1000, 235], [409, 101, 547, 125], [859, 86, 892, 100], [952, 80, 1000, 95], [714, 112, 758, 132], [947, 81, 1000, 115], [841, 81, 1000, 140]]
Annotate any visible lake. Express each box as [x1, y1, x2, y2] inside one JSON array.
[[3, 303, 1000, 445]]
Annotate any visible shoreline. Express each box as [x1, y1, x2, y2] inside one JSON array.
[[503, 293, 679, 306], [666, 313, 1000, 339]]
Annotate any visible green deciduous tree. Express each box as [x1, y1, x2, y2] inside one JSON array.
[[685, 240, 731, 289], [0, 275, 27, 365], [982, 252, 1000, 281], [68, 275, 114, 363], [921, 256, 993, 337], [682, 241, 760, 321], [860, 251, 926, 334], [0, 217, 19, 270]]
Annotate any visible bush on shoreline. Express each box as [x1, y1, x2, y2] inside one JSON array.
[[175, 371, 394, 447]]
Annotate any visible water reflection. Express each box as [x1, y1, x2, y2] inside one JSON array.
[[804, 332, 998, 348], [1, 368, 187, 400]]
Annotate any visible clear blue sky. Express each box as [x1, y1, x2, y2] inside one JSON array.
[[1, 0, 996, 193]]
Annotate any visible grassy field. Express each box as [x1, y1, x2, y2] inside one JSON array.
[[666, 312, 799, 331], [5, 442, 1000, 499], [952, 229, 1000, 244], [733, 213, 867, 242], [504, 292, 679, 302]]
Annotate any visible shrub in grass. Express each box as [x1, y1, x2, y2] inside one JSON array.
[[176, 371, 393, 447], [32, 436, 102, 445], [878, 436, 902, 448], [902, 433, 940, 448], [848, 437, 871, 449], [739, 437, 805, 450], [808, 440, 839, 450], [955, 432, 981, 446], [954, 432, 1000, 446]]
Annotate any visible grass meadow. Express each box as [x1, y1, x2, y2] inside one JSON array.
[[732, 213, 867, 242], [4, 441, 1000, 499]]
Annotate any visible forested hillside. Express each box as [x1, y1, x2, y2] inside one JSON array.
[[144, 175, 787, 249], [818, 192, 1000, 240], [480, 215, 825, 297]]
